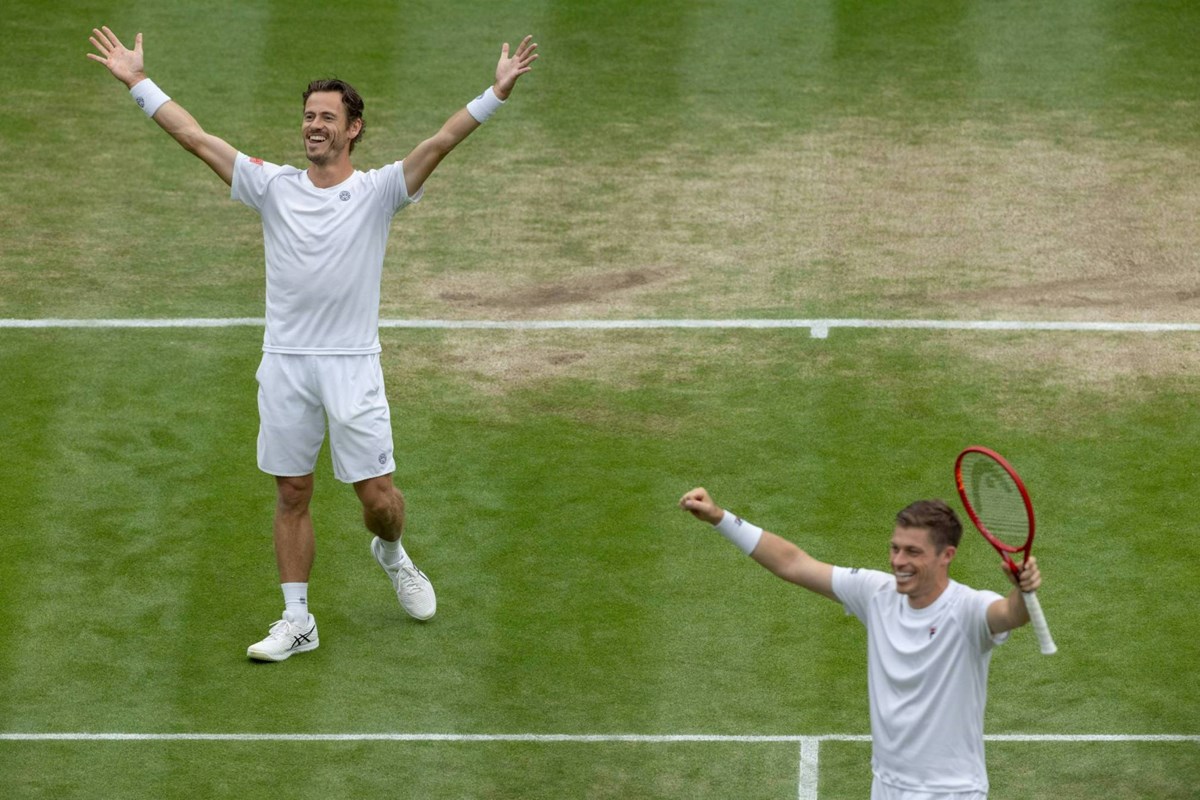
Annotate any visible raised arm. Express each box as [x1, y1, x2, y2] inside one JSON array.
[[401, 35, 538, 195], [986, 556, 1042, 635], [679, 488, 838, 601], [88, 27, 238, 186]]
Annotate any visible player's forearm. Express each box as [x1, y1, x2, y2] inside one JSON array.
[[151, 100, 204, 149], [145, 99, 236, 185], [124, 76, 205, 152], [401, 108, 482, 195], [432, 107, 483, 154], [1002, 587, 1032, 629]]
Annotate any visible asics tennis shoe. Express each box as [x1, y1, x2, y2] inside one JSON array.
[[371, 537, 436, 620], [246, 613, 319, 661]]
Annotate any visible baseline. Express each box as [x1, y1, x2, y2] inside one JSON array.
[[2, 317, 1199, 340]]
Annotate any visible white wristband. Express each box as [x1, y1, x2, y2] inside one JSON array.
[[714, 511, 764, 556], [466, 86, 505, 123], [130, 78, 170, 118]]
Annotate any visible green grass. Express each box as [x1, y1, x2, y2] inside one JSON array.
[[1, 329, 1198, 797], [2, 0, 1199, 797]]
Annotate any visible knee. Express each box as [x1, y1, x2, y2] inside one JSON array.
[[276, 476, 314, 515], [359, 480, 404, 521]]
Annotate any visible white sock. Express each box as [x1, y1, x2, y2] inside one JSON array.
[[376, 537, 406, 566], [282, 582, 309, 623]]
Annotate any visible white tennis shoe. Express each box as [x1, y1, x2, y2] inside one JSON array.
[[246, 613, 319, 662], [371, 537, 437, 620]]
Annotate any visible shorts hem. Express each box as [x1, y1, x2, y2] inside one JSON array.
[[258, 463, 317, 479], [335, 465, 396, 485]]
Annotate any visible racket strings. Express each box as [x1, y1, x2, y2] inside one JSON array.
[[963, 456, 1029, 547]]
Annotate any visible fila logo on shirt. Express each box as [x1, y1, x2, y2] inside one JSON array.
[[929, 626, 938, 639], [339, 191, 351, 201]]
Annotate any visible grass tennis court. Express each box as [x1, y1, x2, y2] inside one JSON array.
[[2, 1, 1198, 798]]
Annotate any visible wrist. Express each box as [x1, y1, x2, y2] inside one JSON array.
[[713, 511, 764, 556], [466, 85, 505, 123], [129, 77, 170, 118]]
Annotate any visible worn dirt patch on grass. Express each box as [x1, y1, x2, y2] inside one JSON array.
[[388, 115, 1200, 329], [377, 113, 1200, 398]]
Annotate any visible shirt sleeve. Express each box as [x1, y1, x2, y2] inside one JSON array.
[[230, 152, 283, 213], [370, 161, 424, 214], [831, 567, 894, 623], [969, 587, 1010, 651]]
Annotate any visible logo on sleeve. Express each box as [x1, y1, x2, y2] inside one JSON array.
[[249, 157, 264, 166]]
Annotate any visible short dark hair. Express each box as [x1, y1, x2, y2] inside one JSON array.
[[895, 499, 962, 553], [303, 78, 365, 152]]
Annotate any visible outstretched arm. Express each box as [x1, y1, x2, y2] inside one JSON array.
[[679, 488, 838, 601], [401, 35, 538, 195], [88, 27, 238, 186]]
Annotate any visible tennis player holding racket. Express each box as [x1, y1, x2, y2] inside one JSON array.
[[679, 487, 1043, 800]]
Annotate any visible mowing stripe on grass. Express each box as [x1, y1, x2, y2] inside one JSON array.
[[1, 732, 1194, 742], [3, 318, 1200, 339], [3, 733, 1194, 800]]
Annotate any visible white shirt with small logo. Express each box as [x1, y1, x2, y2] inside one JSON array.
[[231, 153, 421, 354], [831, 567, 1007, 795]]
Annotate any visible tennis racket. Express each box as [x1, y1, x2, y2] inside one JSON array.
[[954, 446, 1057, 655]]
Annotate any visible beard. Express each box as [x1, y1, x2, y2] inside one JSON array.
[[304, 136, 346, 166]]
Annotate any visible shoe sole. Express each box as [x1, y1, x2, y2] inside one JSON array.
[[246, 639, 318, 662]]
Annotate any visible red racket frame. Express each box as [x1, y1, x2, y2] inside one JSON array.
[[954, 445, 1057, 655], [954, 445, 1034, 580]]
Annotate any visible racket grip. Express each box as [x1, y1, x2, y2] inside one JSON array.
[[1022, 590, 1057, 655]]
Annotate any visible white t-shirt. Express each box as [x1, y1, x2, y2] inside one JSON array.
[[832, 567, 1008, 795], [230, 153, 421, 354]]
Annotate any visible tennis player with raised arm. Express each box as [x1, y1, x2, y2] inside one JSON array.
[[88, 25, 537, 661], [679, 487, 1043, 800]]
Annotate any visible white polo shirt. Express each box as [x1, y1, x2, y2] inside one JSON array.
[[832, 567, 1008, 795], [231, 153, 421, 355]]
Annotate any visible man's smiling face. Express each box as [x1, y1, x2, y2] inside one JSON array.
[[889, 525, 955, 609], [302, 91, 360, 166]]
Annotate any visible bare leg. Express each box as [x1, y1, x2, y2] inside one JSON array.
[[274, 474, 315, 582], [359, 472, 434, 619], [354, 473, 406, 542]]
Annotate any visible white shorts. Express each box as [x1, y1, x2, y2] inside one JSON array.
[[255, 353, 396, 484], [871, 778, 986, 800]]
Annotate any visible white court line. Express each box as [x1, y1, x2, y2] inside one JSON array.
[[2, 317, 1200, 339], [1, 732, 1194, 742], [0, 318, 266, 328], [798, 737, 821, 800], [5, 731, 1193, 800]]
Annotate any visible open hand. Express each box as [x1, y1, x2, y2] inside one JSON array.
[[87, 26, 146, 88], [493, 35, 538, 100]]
